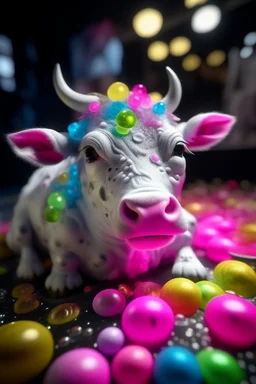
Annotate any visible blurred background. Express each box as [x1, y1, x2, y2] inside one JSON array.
[[0, 0, 256, 193]]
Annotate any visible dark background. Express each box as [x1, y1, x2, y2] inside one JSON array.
[[1, 0, 256, 192]]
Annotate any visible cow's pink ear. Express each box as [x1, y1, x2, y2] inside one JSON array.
[[6, 128, 70, 167], [180, 113, 236, 151]]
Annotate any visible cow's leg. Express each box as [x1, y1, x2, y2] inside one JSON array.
[[171, 209, 208, 280], [45, 242, 83, 292], [6, 201, 45, 279]]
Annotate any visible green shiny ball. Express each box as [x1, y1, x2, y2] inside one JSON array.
[[47, 192, 66, 210], [197, 349, 245, 384], [116, 125, 130, 136], [116, 110, 136, 129], [196, 280, 225, 310], [44, 206, 61, 223]]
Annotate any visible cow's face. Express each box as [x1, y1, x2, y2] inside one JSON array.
[[7, 64, 236, 251]]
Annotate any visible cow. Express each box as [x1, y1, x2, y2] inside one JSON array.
[[5, 64, 236, 293]]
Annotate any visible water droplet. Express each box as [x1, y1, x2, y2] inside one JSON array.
[[246, 351, 254, 359], [47, 303, 80, 325], [69, 326, 83, 337], [83, 328, 93, 337], [57, 336, 70, 347], [249, 365, 256, 373], [192, 342, 200, 350], [185, 328, 194, 337]]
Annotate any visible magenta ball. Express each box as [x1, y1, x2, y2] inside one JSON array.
[[201, 215, 236, 233], [192, 226, 220, 249], [92, 289, 126, 317], [141, 94, 152, 108], [43, 348, 110, 384], [121, 296, 174, 349], [132, 84, 147, 95], [111, 345, 154, 384], [205, 295, 256, 349], [206, 237, 234, 262], [97, 327, 125, 356], [128, 94, 143, 109]]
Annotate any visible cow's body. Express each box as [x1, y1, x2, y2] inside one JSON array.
[[6, 64, 236, 292]]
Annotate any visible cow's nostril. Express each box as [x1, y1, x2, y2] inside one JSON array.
[[122, 202, 139, 222], [165, 197, 178, 214]]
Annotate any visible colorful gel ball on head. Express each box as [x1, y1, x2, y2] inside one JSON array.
[[154, 346, 202, 384], [107, 82, 129, 101], [152, 101, 166, 115], [44, 206, 61, 223], [47, 191, 66, 210]]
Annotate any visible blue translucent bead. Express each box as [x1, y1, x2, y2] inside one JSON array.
[[152, 101, 166, 115], [105, 102, 128, 120], [67, 120, 88, 141], [53, 183, 61, 191], [69, 164, 78, 179]]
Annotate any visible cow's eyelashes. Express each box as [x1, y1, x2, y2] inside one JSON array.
[[84, 146, 100, 163], [172, 143, 185, 157]]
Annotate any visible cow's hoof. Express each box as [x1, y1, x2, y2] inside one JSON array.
[[172, 260, 208, 281], [17, 258, 45, 279], [45, 270, 83, 293]]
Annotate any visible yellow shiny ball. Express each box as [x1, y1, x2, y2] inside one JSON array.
[[0, 320, 54, 384], [160, 277, 202, 316], [107, 82, 129, 101], [213, 260, 256, 298], [57, 172, 69, 184], [196, 280, 225, 310], [239, 222, 256, 242]]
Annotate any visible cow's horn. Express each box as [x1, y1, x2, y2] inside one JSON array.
[[161, 66, 182, 113], [53, 63, 100, 113]]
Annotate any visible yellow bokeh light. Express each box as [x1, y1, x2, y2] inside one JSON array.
[[147, 41, 169, 62], [169, 36, 192, 57], [182, 54, 201, 71], [206, 50, 226, 67], [184, 0, 208, 8], [133, 8, 163, 38], [149, 92, 163, 102]]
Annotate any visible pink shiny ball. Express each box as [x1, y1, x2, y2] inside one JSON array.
[[88, 101, 101, 113], [128, 94, 143, 109], [205, 295, 256, 348], [121, 296, 174, 349], [111, 345, 154, 384], [192, 226, 220, 249], [206, 237, 234, 262], [201, 215, 236, 233], [92, 289, 126, 317], [132, 84, 147, 95]]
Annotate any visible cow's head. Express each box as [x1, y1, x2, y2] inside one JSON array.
[[7, 64, 236, 251]]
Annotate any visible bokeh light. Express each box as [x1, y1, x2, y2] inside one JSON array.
[[184, 0, 208, 8], [132, 8, 163, 38], [169, 36, 192, 57], [149, 92, 163, 102], [191, 5, 221, 33], [240, 46, 253, 59], [244, 32, 256, 46], [206, 50, 226, 67], [147, 41, 169, 61], [182, 54, 201, 71]]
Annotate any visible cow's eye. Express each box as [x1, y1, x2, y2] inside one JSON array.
[[172, 143, 185, 157], [84, 146, 99, 163]]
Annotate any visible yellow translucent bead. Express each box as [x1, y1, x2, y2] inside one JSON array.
[[14, 294, 40, 314], [239, 222, 256, 242], [213, 260, 256, 298], [0, 320, 54, 384], [12, 283, 35, 298], [107, 82, 129, 101], [57, 172, 69, 184], [47, 303, 80, 325]]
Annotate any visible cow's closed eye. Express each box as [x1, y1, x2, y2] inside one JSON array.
[[172, 143, 185, 157], [84, 146, 100, 163]]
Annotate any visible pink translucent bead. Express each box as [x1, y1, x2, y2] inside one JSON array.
[[43, 348, 110, 384], [128, 94, 143, 109], [111, 345, 154, 384], [206, 237, 235, 262], [149, 154, 160, 163], [192, 226, 220, 249], [92, 289, 126, 317], [141, 94, 152, 108], [205, 295, 256, 348], [121, 296, 174, 349], [134, 282, 162, 298], [132, 84, 147, 96], [200, 215, 236, 233], [89, 101, 101, 113]]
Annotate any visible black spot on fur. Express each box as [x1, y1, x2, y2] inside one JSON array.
[[113, 178, 116, 182], [89, 182, 95, 190], [100, 254, 107, 261], [105, 213, 108, 218], [79, 238, 84, 244], [115, 168, 118, 171], [99, 186, 107, 201], [55, 241, 61, 247], [108, 168, 112, 172], [20, 226, 27, 234]]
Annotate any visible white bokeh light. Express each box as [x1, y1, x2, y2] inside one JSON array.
[[191, 5, 221, 33], [240, 46, 253, 59], [244, 32, 256, 46]]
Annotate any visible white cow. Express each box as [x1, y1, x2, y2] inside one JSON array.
[[6, 64, 236, 292]]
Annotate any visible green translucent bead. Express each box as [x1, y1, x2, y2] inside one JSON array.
[[116, 110, 136, 129], [47, 192, 66, 210], [116, 125, 130, 136], [196, 281, 224, 310], [44, 206, 61, 222], [196, 349, 245, 384]]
